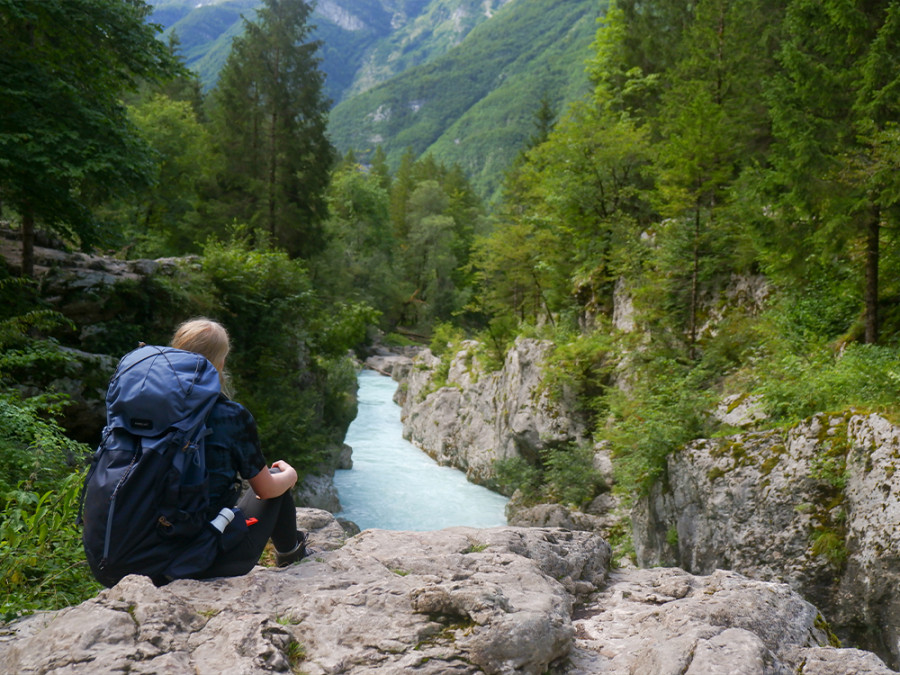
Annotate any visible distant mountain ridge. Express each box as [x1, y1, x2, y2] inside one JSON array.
[[148, 0, 510, 102], [147, 0, 602, 199], [329, 0, 599, 199]]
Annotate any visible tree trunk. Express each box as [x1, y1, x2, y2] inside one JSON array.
[[268, 108, 278, 238], [864, 210, 880, 344], [268, 46, 281, 239], [688, 204, 701, 359], [21, 203, 35, 277]]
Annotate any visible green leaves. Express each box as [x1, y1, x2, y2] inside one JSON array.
[[0, 0, 182, 268], [1, 471, 100, 619], [209, 0, 333, 258], [198, 236, 367, 470]]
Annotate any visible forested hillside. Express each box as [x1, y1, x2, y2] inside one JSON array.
[[148, 0, 512, 101], [150, 0, 595, 200], [328, 0, 598, 199]]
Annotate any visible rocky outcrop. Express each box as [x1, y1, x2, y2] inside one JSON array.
[[633, 411, 900, 668], [570, 566, 895, 674], [3, 509, 892, 674], [398, 338, 587, 486], [363, 345, 416, 379]]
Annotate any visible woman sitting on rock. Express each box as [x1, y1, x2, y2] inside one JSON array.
[[171, 317, 311, 576]]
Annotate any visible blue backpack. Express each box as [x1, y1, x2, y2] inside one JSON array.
[[81, 344, 243, 587]]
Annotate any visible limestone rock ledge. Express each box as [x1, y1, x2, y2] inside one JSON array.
[[634, 412, 900, 667], [2, 510, 893, 675], [398, 338, 587, 486]]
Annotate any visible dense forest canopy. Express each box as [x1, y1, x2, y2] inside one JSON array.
[[3, 0, 900, 622]]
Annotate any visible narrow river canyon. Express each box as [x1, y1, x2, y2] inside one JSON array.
[[333, 369, 508, 530]]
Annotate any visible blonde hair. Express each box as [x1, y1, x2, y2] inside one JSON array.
[[171, 318, 231, 394]]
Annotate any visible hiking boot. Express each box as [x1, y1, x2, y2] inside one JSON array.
[[275, 531, 313, 567]]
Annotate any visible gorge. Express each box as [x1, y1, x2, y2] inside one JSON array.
[[332, 369, 508, 531], [2, 245, 899, 673]]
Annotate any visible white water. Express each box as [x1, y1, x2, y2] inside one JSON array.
[[333, 369, 508, 531]]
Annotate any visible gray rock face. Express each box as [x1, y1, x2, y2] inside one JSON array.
[[294, 473, 343, 513], [3, 510, 890, 675], [399, 338, 586, 485], [633, 412, 900, 667], [567, 567, 895, 675], [364, 352, 414, 379], [1, 517, 608, 675]]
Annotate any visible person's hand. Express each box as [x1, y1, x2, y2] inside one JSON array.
[[270, 460, 298, 488], [249, 460, 298, 498]]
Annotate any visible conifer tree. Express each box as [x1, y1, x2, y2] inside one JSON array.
[[650, 0, 782, 354], [210, 0, 334, 258], [765, 0, 900, 343]]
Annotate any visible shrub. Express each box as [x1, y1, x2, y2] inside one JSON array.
[[754, 343, 900, 423], [1, 469, 100, 620], [494, 442, 602, 508], [0, 393, 98, 619], [602, 356, 715, 501], [199, 236, 375, 473]]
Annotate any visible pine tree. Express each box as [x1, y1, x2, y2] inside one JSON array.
[[210, 0, 334, 258], [651, 0, 783, 354], [765, 0, 900, 343]]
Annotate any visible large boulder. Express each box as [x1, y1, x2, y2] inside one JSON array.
[[2, 511, 889, 675], [1, 520, 610, 675], [633, 412, 900, 668], [567, 567, 895, 674]]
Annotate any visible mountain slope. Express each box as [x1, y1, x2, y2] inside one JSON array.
[[148, 0, 510, 102], [148, 0, 603, 198], [328, 0, 601, 199]]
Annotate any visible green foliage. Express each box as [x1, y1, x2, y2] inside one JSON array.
[[494, 456, 541, 501], [389, 155, 486, 333], [602, 356, 716, 500], [665, 526, 679, 549], [495, 442, 602, 508], [472, 316, 517, 373], [544, 331, 615, 426], [328, 0, 599, 200], [0, 0, 183, 272], [102, 92, 220, 258], [199, 235, 371, 471], [763, 0, 900, 344], [0, 282, 83, 405], [1, 469, 100, 620], [429, 322, 465, 357], [473, 96, 653, 333], [0, 305, 99, 618], [208, 0, 334, 258], [752, 343, 900, 423], [810, 528, 848, 569], [314, 160, 404, 329]]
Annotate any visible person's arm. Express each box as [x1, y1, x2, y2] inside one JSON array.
[[248, 459, 298, 499]]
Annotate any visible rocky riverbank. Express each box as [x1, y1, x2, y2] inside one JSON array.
[[383, 339, 900, 670], [2, 509, 893, 674]]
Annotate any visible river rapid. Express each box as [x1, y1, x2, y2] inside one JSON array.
[[333, 369, 508, 531]]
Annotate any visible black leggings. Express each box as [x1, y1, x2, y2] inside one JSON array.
[[196, 486, 298, 579]]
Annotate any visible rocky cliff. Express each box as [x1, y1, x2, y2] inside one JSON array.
[[385, 338, 900, 670], [385, 338, 619, 535], [2, 509, 893, 674], [634, 411, 900, 667], [396, 338, 589, 486]]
